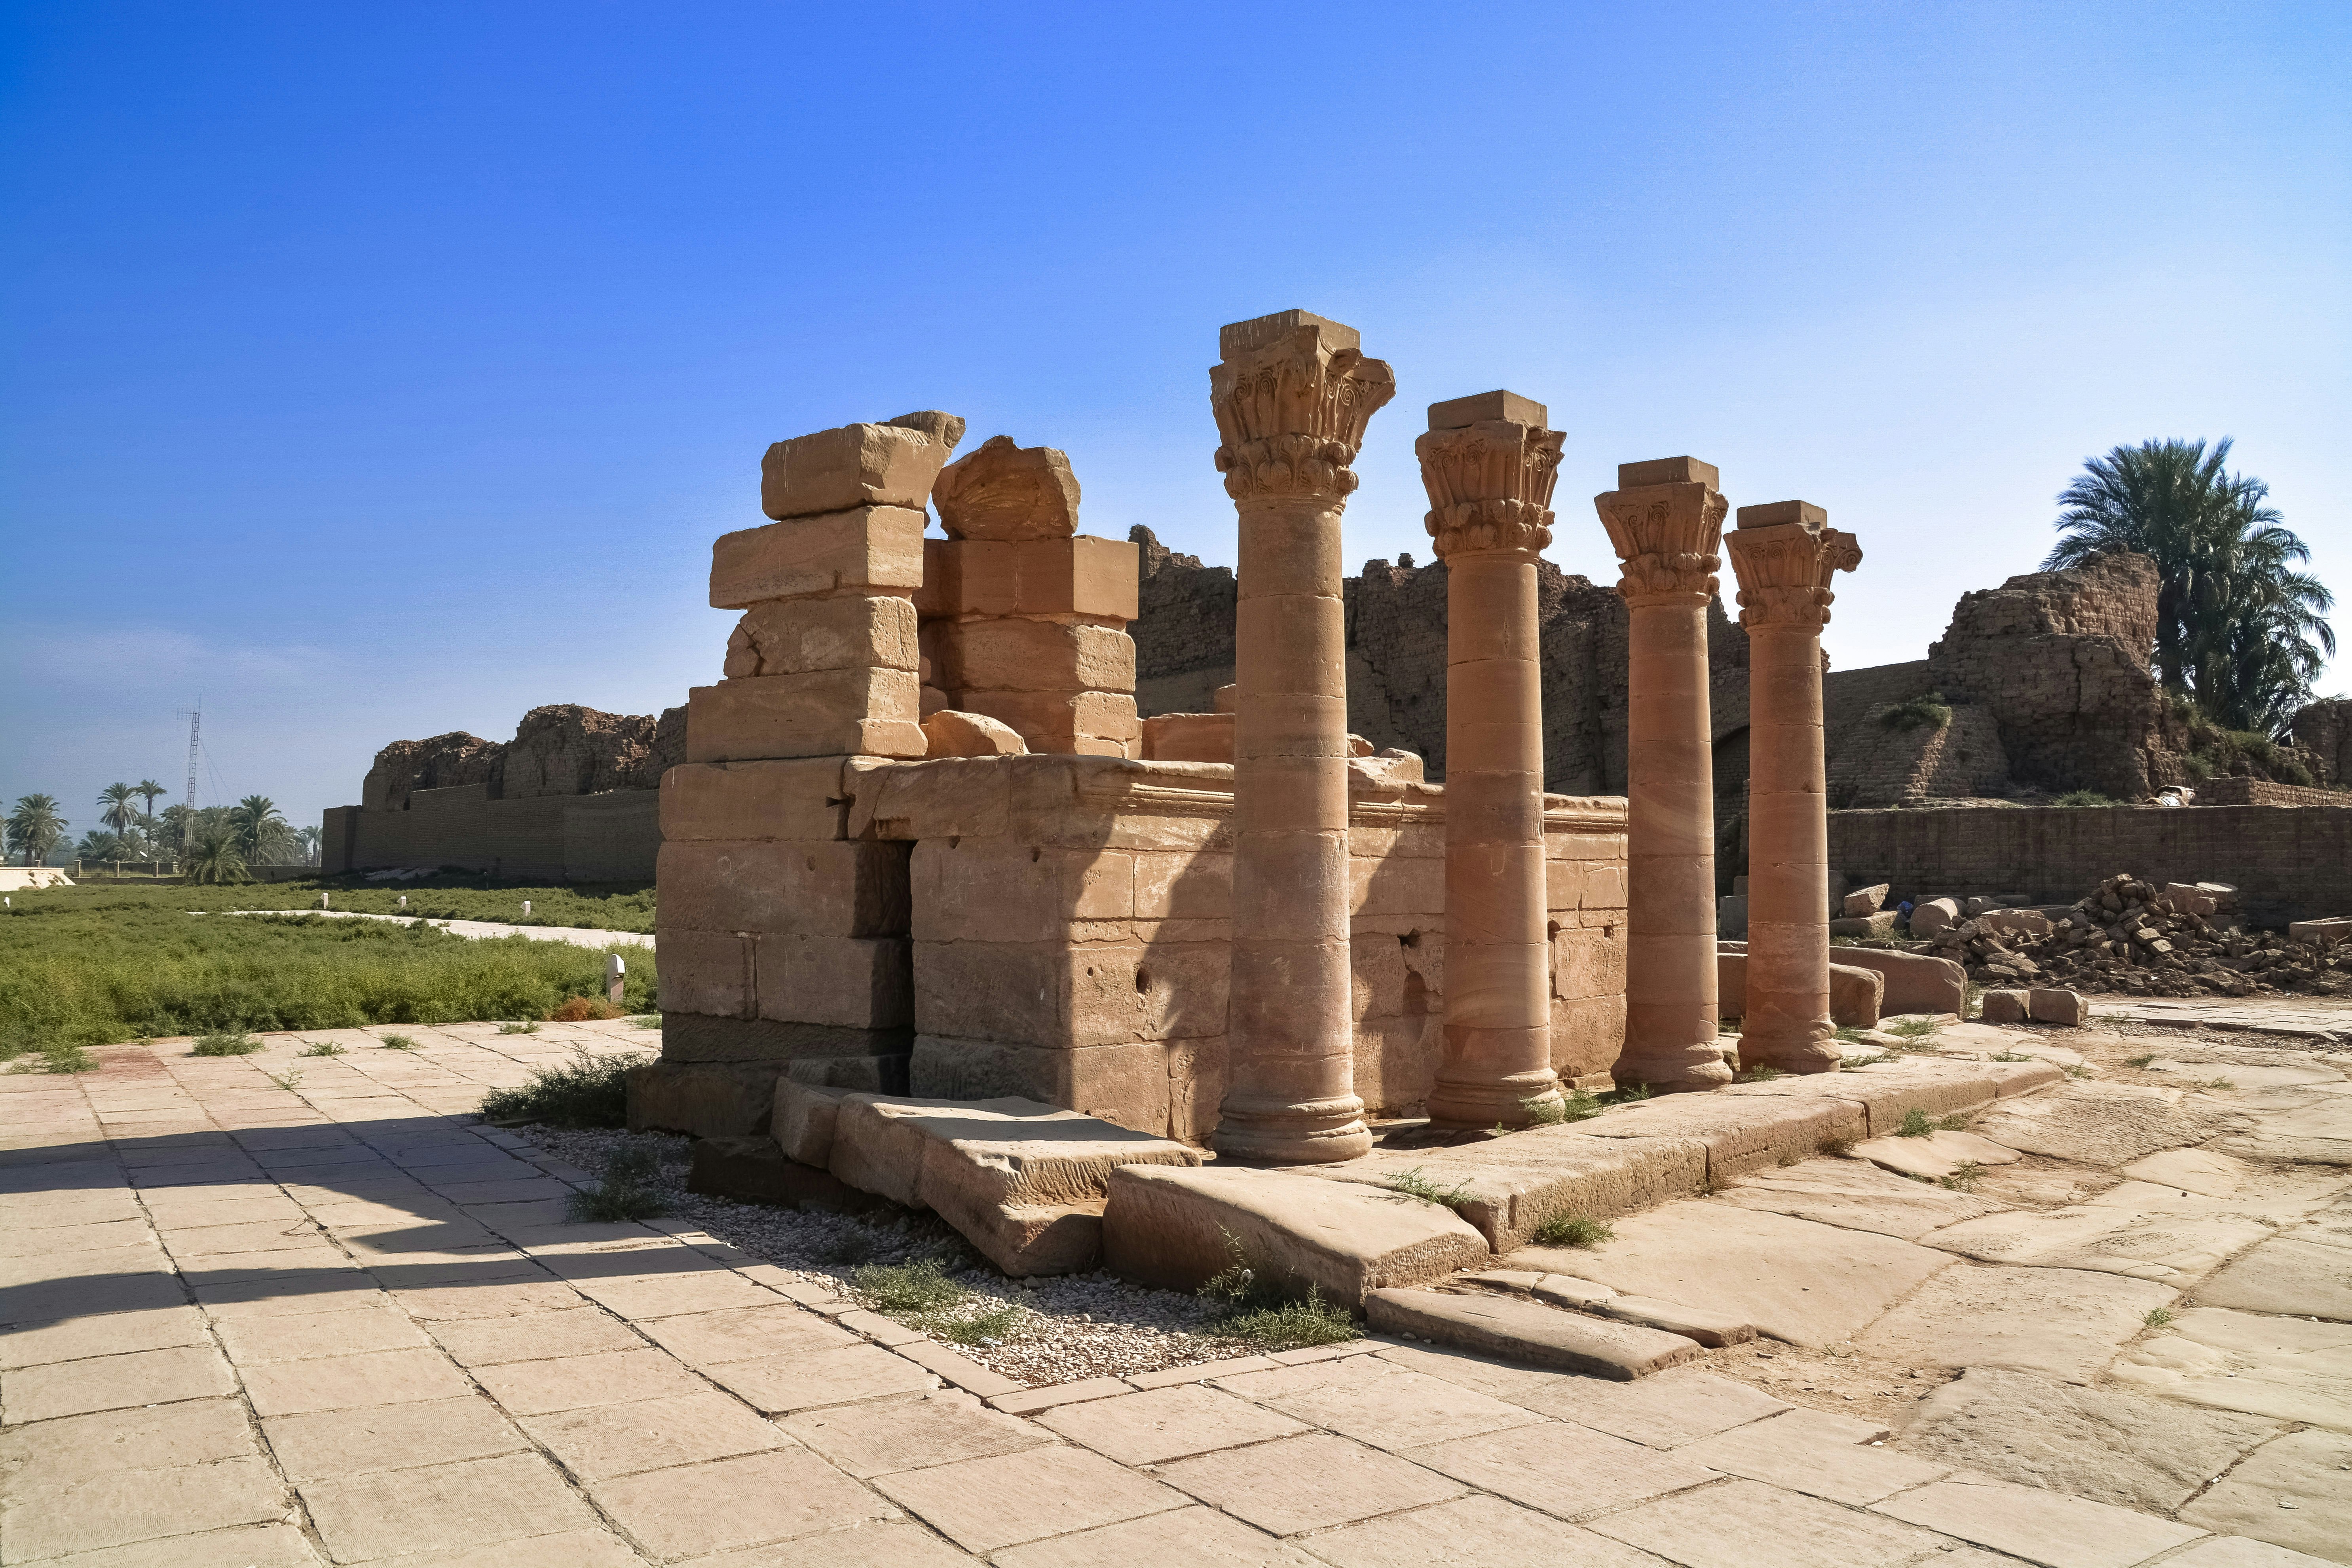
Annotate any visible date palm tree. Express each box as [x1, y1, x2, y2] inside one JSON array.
[[134, 778, 169, 819], [2044, 438, 2334, 733], [99, 782, 138, 836], [182, 823, 250, 885], [230, 795, 295, 865], [6, 795, 69, 867]]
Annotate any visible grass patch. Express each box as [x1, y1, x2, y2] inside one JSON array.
[[1989, 1050, 2032, 1063], [190, 1031, 262, 1056], [265, 1069, 302, 1091], [1518, 1094, 1568, 1127], [2200, 1077, 2237, 1091], [379, 1034, 418, 1050], [1876, 692, 1952, 732], [2144, 1307, 2176, 1330], [1219, 1291, 1359, 1350], [931, 1301, 1023, 1346], [566, 1146, 669, 1223], [1841, 1053, 1897, 1069], [478, 1049, 640, 1128], [2124, 1053, 2156, 1068], [1834, 1025, 1868, 1043], [299, 1040, 345, 1057], [497, 1021, 542, 1035], [2062, 1063, 2094, 1079], [1735, 1065, 1784, 1083], [8, 1041, 98, 1074], [0, 890, 659, 1058], [630, 1014, 661, 1029], [1938, 1112, 1972, 1131], [1531, 1214, 1615, 1247], [1384, 1167, 1477, 1213], [1556, 1088, 1606, 1123], [1895, 1107, 1937, 1138], [1608, 1082, 1653, 1103], [2054, 790, 2115, 808], [854, 1257, 966, 1317], [1887, 1017, 1941, 1041]]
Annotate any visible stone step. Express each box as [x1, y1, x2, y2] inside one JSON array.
[[1365, 1287, 1702, 1379]]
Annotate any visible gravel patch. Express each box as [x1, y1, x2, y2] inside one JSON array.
[[517, 1125, 1304, 1387]]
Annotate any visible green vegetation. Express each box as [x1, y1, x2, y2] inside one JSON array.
[[0, 887, 658, 1059], [497, 1021, 542, 1035], [1609, 1082, 1653, 1103], [6, 794, 70, 866], [2062, 1062, 2095, 1079], [1938, 1162, 1986, 1191], [849, 1258, 1029, 1345], [1989, 1049, 2032, 1062], [2144, 1307, 2176, 1330], [2124, 1053, 2156, 1068], [190, 1032, 263, 1056], [1384, 1167, 1477, 1213], [380, 1034, 419, 1050], [1840, 1053, 1897, 1069], [265, 1069, 302, 1091], [299, 1040, 345, 1057], [1735, 1065, 1784, 1083], [1876, 692, 1952, 732], [1887, 1017, 1942, 1041], [2201, 1077, 2237, 1091], [2046, 437, 2334, 733], [478, 1050, 640, 1128], [1197, 1230, 1359, 1350], [8, 1042, 97, 1074], [2054, 790, 2115, 808], [1819, 1137, 1856, 1158], [1895, 1107, 1937, 1138], [568, 1145, 670, 1223], [1531, 1214, 1615, 1247]]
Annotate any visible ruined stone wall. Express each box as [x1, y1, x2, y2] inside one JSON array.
[[1827, 803, 2352, 928], [1926, 553, 2182, 799], [1128, 528, 1236, 718], [361, 703, 686, 810], [2193, 777, 2352, 808], [2291, 698, 2352, 787]]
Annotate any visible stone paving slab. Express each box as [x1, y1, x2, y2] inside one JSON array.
[[0, 1028, 2327, 1567]]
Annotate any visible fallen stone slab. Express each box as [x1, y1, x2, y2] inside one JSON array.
[[1981, 1058, 2070, 1097], [2108, 1306, 2352, 1428], [1852, 1260, 2175, 1379], [1972, 1080, 2246, 1166], [1103, 1164, 1488, 1306], [1980, 989, 2029, 1024], [1899, 1364, 2284, 1514], [1462, 1270, 1752, 1346], [1849, 1129, 2020, 1181], [1365, 1287, 1700, 1380], [1574, 1092, 1864, 1183], [1717, 951, 1886, 1027], [2029, 987, 2090, 1026], [1507, 1202, 1955, 1347], [1824, 949, 1966, 1017], [1304, 1128, 1708, 1252], [1827, 913, 1899, 940], [1712, 1158, 2010, 1241], [1843, 884, 1890, 917]]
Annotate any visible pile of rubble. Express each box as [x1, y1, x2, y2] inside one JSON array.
[[1915, 873, 2352, 999]]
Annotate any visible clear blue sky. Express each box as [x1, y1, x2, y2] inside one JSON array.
[[4, 2, 2346, 838]]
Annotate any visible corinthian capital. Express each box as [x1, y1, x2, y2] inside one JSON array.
[[1211, 310, 1395, 504], [1725, 501, 1864, 630], [1415, 390, 1563, 559], [1593, 457, 1727, 605]]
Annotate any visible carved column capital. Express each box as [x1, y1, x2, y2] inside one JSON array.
[[1415, 401, 1563, 560], [1593, 473, 1727, 606], [1211, 311, 1395, 505], [1726, 502, 1863, 630]]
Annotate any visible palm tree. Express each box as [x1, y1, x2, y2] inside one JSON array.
[[182, 824, 250, 885], [296, 824, 323, 866], [230, 795, 294, 865], [2044, 438, 2335, 733], [134, 778, 169, 819], [6, 795, 69, 867], [99, 782, 137, 836]]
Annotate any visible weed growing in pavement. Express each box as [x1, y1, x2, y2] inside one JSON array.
[[191, 1032, 262, 1056], [1896, 1107, 1937, 1138], [299, 1041, 345, 1057], [567, 1145, 670, 1223], [1735, 1065, 1784, 1083], [266, 1070, 302, 1091], [1556, 1088, 1606, 1123], [2062, 1063, 2094, 1079], [1834, 1025, 1868, 1043], [1607, 1082, 1653, 1103], [2124, 1054, 2157, 1068], [854, 1257, 966, 1316], [630, 1015, 661, 1029], [1938, 1162, 1985, 1192], [1532, 1214, 1615, 1247], [1519, 1094, 1569, 1127], [2144, 1307, 2176, 1330], [1195, 1227, 1361, 1351], [1841, 1053, 1897, 1069], [1938, 1112, 1973, 1131], [8, 1042, 97, 1073], [380, 1035, 418, 1050], [497, 1021, 542, 1035], [2200, 1077, 2237, 1091], [1887, 1017, 1942, 1041], [478, 1049, 640, 1128], [1820, 1137, 1856, 1157], [1989, 1050, 2033, 1062], [1384, 1167, 1477, 1214]]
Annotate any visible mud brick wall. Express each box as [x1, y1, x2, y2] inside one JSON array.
[[1828, 803, 2352, 927], [329, 784, 660, 881], [2194, 777, 2352, 809], [2290, 699, 2352, 787]]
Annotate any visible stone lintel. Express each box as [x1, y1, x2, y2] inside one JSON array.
[[1736, 499, 1828, 531], [1428, 390, 1548, 431], [1219, 309, 1359, 359], [1617, 456, 1720, 489]]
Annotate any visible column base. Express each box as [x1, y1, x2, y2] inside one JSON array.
[[1210, 1093, 1374, 1165], [1426, 1069, 1563, 1131], [1612, 1043, 1733, 1095], [1734, 1022, 1842, 1075]]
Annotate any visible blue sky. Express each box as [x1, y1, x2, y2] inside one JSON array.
[[4, 2, 2346, 837]]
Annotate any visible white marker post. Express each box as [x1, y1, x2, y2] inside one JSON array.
[[605, 953, 626, 1007]]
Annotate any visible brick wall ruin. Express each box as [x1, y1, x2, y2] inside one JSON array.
[[2291, 698, 2352, 786]]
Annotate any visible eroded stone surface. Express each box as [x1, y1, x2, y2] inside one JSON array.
[[2179, 1428, 2352, 1566], [1972, 1081, 2245, 1166], [1711, 1156, 2011, 1240], [1852, 1261, 2175, 1378]]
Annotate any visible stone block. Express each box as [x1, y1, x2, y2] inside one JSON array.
[[1826, 912, 1899, 939], [1312, 1130, 1708, 1253], [1980, 989, 2029, 1024], [723, 594, 919, 678], [1910, 897, 1961, 936], [1830, 962, 1884, 1028], [2288, 915, 2352, 942], [760, 421, 954, 521], [712, 507, 927, 607], [687, 1136, 880, 1213], [1578, 1092, 1865, 1181], [1731, 1064, 1996, 1139], [657, 840, 909, 938], [2028, 987, 2090, 1025], [913, 938, 1227, 1047], [1819, 948, 1965, 1016], [1717, 894, 1747, 938], [1842, 883, 1889, 917], [755, 934, 912, 1029], [922, 710, 1027, 757], [685, 671, 926, 763], [657, 1013, 910, 1067], [627, 1059, 794, 1139], [1141, 712, 1235, 764], [650, 928, 753, 1019], [932, 435, 1080, 541], [910, 840, 1132, 942], [661, 759, 849, 843], [1977, 908, 2053, 939], [957, 689, 1140, 755], [1364, 1289, 1701, 1380], [1102, 1164, 1489, 1305], [936, 618, 1135, 694], [774, 1079, 847, 1166], [909, 1036, 1185, 1141], [924, 536, 1140, 623]]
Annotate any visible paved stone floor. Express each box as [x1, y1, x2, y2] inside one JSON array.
[[3, 1017, 2345, 1566]]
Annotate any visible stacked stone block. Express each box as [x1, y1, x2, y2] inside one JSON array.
[[915, 436, 1143, 757]]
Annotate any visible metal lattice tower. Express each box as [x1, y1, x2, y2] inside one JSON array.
[[177, 702, 201, 850]]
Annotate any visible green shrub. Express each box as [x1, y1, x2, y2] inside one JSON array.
[[1531, 1214, 1614, 1247], [1735, 1065, 1784, 1083], [380, 1035, 418, 1050], [567, 1146, 669, 1223], [1384, 1167, 1476, 1213], [1876, 693, 1952, 732], [2054, 790, 2114, 808], [932, 1301, 1022, 1346], [1557, 1088, 1606, 1123], [1196, 1227, 1360, 1352], [497, 1021, 541, 1035], [191, 1032, 262, 1056], [9, 1042, 97, 1074], [1519, 1094, 1568, 1127], [1895, 1107, 1936, 1137], [854, 1257, 966, 1317], [299, 1040, 345, 1057], [478, 1049, 640, 1128]]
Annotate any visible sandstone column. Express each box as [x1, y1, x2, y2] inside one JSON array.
[[1208, 310, 1393, 1164], [1594, 459, 1732, 1093], [1725, 501, 1862, 1073], [1417, 391, 1566, 1128]]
